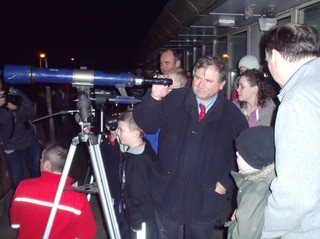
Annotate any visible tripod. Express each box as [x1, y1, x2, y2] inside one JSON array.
[[42, 87, 121, 239]]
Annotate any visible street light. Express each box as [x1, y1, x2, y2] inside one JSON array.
[[39, 53, 48, 68], [39, 52, 54, 140]]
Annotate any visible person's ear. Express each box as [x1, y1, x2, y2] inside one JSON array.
[[272, 49, 281, 67], [175, 60, 181, 68], [133, 129, 141, 139], [219, 80, 226, 90], [252, 85, 259, 94], [42, 160, 51, 172]]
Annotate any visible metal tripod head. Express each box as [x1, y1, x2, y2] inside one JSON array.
[[74, 85, 95, 138]]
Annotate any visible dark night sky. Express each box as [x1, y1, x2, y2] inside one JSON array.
[[1, 0, 168, 71]]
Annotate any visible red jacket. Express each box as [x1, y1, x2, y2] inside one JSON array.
[[10, 171, 96, 239]]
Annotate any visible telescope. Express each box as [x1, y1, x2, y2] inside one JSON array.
[[2, 65, 160, 239], [2, 65, 172, 87], [93, 89, 141, 106]]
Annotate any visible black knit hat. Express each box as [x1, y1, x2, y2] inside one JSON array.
[[235, 126, 275, 170]]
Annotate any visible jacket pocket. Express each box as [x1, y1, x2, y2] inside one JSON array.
[[197, 183, 228, 220]]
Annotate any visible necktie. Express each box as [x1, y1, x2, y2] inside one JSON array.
[[198, 103, 206, 122]]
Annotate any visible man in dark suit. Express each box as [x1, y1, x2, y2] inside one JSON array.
[[133, 55, 248, 239]]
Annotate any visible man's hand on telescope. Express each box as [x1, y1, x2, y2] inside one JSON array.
[[151, 85, 172, 101]]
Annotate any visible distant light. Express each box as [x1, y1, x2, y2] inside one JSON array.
[[40, 53, 46, 58], [214, 16, 235, 27], [70, 57, 75, 61], [222, 54, 229, 59]]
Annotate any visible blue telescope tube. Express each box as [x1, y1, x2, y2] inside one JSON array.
[[3, 64, 172, 86]]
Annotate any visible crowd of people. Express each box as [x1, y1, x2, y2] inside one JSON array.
[[1, 23, 320, 239]]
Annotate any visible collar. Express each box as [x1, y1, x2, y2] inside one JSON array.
[[196, 94, 218, 112], [41, 171, 73, 187], [279, 58, 317, 99], [120, 141, 146, 155], [232, 164, 275, 183]]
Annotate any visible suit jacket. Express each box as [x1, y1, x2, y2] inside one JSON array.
[[133, 88, 248, 223]]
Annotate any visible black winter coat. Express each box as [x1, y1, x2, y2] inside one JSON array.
[[133, 88, 248, 223], [100, 137, 121, 200], [122, 140, 157, 230], [0, 88, 37, 150]]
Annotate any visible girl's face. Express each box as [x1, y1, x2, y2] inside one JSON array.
[[116, 121, 138, 147], [236, 76, 258, 103]]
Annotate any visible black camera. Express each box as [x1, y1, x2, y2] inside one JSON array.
[[105, 115, 118, 131], [2, 91, 22, 106]]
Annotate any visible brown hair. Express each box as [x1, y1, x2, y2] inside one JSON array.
[[118, 110, 145, 137], [265, 23, 319, 62], [239, 69, 275, 108], [192, 55, 227, 83]]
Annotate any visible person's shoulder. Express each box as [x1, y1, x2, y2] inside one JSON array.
[[165, 87, 190, 106], [223, 96, 243, 114], [167, 87, 189, 98], [310, 56, 320, 66], [265, 98, 277, 108], [17, 177, 40, 187], [13, 177, 41, 195], [232, 98, 241, 107], [143, 139, 157, 157], [63, 187, 90, 204], [100, 137, 114, 149], [220, 96, 248, 128]]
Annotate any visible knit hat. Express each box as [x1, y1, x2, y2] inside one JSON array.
[[235, 126, 275, 170], [238, 55, 260, 70]]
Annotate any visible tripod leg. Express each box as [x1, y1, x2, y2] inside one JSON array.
[[88, 138, 121, 239], [83, 158, 95, 201], [42, 137, 78, 239]]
